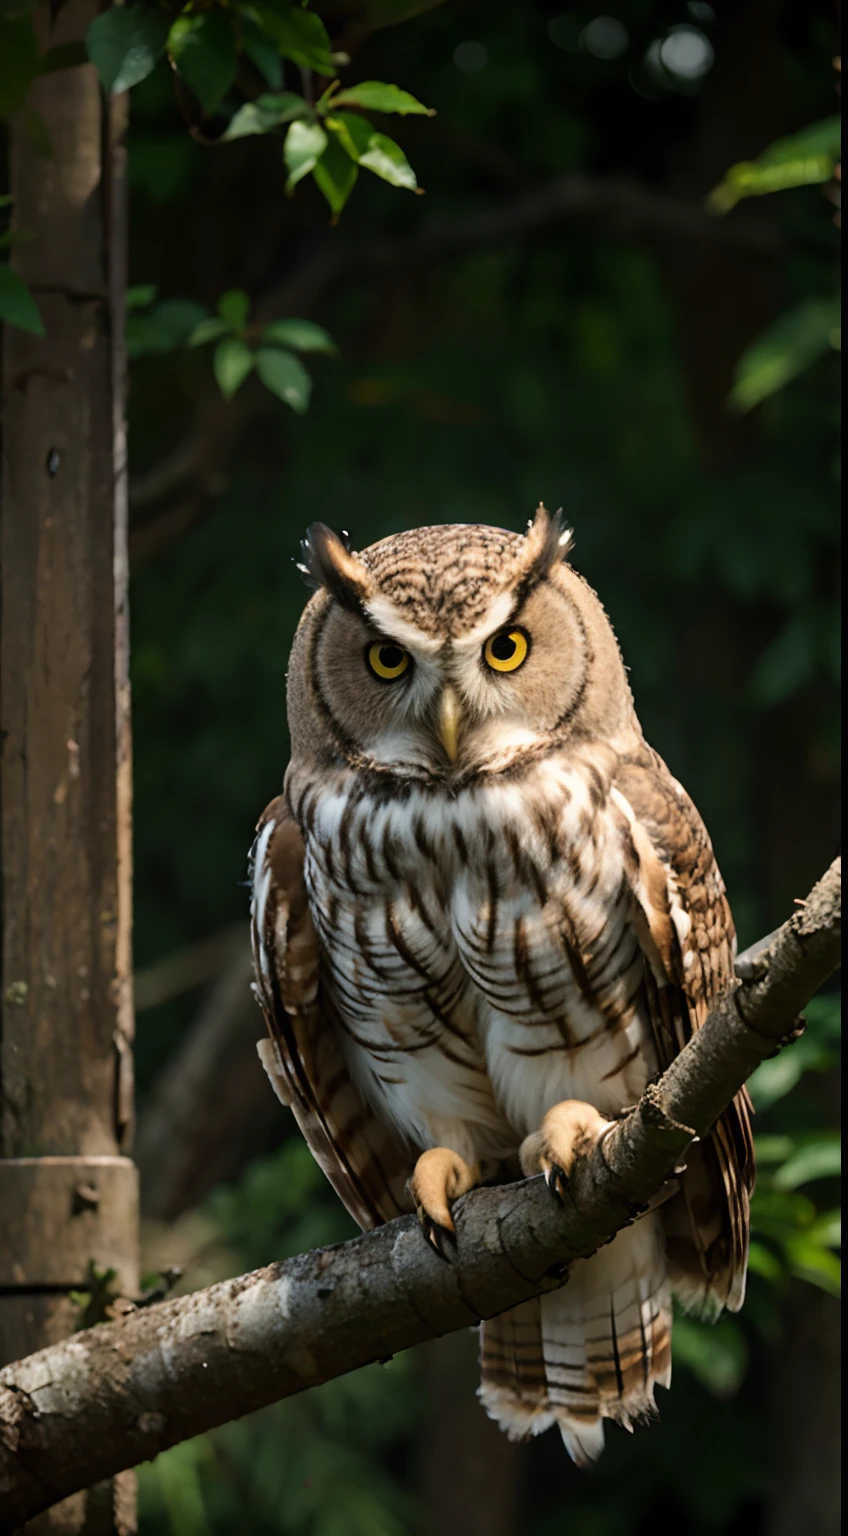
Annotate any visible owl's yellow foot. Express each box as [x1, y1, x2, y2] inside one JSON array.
[[408, 1148, 479, 1259], [519, 1100, 613, 1202]]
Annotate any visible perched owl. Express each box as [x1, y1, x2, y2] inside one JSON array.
[[250, 507, 754, 1463]]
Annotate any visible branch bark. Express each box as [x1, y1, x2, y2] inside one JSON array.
[[0, 860, 840, 1532]]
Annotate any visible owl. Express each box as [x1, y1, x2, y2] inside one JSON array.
[[250, 507, 754, 1463]]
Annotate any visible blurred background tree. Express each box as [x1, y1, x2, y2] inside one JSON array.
[[1, 3, 840, 1534]]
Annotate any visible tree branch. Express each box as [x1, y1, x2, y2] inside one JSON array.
[[0, 860, 839, 1531]]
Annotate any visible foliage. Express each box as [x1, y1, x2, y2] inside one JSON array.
[[126, 283, 335, 407], [746, 994, 841, 1299], [708, 116, 841, 215], [1, 3, 432, 340], [1, 2, 433, 231], [729, 295, 840, 413], [710, 115, 841, 412]]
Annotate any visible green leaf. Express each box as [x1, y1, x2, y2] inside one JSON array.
[[0, 194, 12, 208], [327, 114, 420, 191], [284, 119, 328, 191], [126, 283, 158, 311], [0, 262, 44, 335], [39, 41, 89, 76], [709, 118, 840, 214], [709, 157, 834, 214], [187, 317, 230, 348], [126, 298, 209, 358], [255, 346, 312, 411], [326, 110, 373, 160], [729, 295, 841, 412], [330, 80, 435, 116], [359, 130, 420, 191], [168, 12, 237, 115], [256, 4, 334, 75], [223, 91, 306, 141], [772, 1133, 841, 1191], [217, 289, 250, 330], [214, 336, 255, 399], [312, 134, 358, 216], [241, 17, 283, 89], [86, 7, 170, 95], [260, 318, 336, 354], [0, 16, 39, 114]]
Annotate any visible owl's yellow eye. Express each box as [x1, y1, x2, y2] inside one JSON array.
[[367, 641, 410, 681], [483, 629, 529, 673]]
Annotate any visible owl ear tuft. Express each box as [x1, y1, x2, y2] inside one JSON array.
[[527, 503, 574, 566], [297, 523, 373, 612], [511, 504, 574, 601]]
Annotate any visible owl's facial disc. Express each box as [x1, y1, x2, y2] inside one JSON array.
[[292, 514, 628, 780]]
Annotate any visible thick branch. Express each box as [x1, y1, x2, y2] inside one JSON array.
[[0, 860, 839, 1531]]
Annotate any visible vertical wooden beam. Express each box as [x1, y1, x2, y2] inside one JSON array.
[[0, 4, 137, 1531]]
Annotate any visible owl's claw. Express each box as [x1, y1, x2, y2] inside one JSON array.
[[418, 1209, 456, 1262], [544, 1161, 569, 1202], [408, 1147, 479, 1259], [520, 1101, 613, 1195]]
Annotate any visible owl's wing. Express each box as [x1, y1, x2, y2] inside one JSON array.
[[613, 745, 755, 1314], [250, 797, 413, 1231]]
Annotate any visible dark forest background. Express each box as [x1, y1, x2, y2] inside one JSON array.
[[17, 1, 837, 1532]]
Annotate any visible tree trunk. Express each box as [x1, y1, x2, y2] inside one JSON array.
[[0, 4, 137, 1531]]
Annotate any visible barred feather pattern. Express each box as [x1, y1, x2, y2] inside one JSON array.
[[251, 732, 752, 1459]]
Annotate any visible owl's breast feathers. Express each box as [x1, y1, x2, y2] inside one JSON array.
[[252, 739, 751, 1310]]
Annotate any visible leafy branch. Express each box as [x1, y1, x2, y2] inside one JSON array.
[[127, 284, 336, 408], [0, 3, 434, 214], [0, 4, 434, 334]]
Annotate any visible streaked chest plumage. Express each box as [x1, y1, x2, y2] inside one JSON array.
[[288, 750, 660, 1160]]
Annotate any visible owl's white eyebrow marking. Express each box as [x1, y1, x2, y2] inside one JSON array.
[[364, 594, 442, 654], [451, 589, 515, 653]]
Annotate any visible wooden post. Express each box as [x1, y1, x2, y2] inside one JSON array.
[[0, 4, 137, 1531]]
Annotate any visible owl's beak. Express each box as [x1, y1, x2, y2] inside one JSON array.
[[438, 686, 461, 764]]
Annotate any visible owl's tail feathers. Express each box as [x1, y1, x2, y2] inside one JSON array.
[[478, 1216, 672, 1466]]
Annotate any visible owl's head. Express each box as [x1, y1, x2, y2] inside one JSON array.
[[286, 506, 637, 780]]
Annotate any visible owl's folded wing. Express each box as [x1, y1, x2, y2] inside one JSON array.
[[613, 745, 755, 1314], [250, 797, 413, 1230]]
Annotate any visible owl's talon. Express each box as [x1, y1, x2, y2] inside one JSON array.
[[545, 1161, 569, 1201], [408, 1147, 479, 1257], [520, 1101, 613, 1190], [420, 1213, 456, 1261]]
